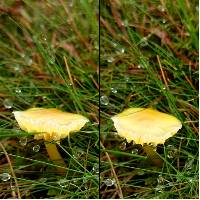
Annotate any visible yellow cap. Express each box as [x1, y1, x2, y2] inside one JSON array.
[[13, 108, 89, 141], [111, 108, 182, 145]]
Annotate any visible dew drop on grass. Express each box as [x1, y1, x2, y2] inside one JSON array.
[[107, 57, 114, 63], [20, 53, 25, 58], [0, 173, 11, 181], [116, 47, 125, 54], [185, 157, 194, 170], [39, 178, 47, 182], [57, 178, 67, 188], [112, 42, 117, 47], [168, 182, 174, 187], [92, 163, 99, 174], [110, 87, 117, 94], [140, 37, 148, 47], [19, 137, 27, 146], [119, 141, 126, 150], [3, 99, 13, 109], [33, 145, 40, 152], [162, 19, 167, 24], [157, 5, 166, 12], [10, 185, 16, 192], [155, 185, 163, 192], [167, 145, 178, 159], [27, 58, 33, 66], [13, 127, 21, 134], [137, 170, 145, 176], [104, 178, 116, 186], [122, 19, 129, 27], [100, 95, 109, 106], [124, 76, 129, 82], [157, 175, 165, 184], [15, 88, 22, 94], [131, 148, 139, 154], [14, 64, 22, 73], [188, 178, 194, 183]]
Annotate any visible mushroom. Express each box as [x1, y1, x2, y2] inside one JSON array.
[[13, 107, 89, 173], [111, 108, 182, 166]]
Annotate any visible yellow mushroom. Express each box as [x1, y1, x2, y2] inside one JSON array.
[[13, 107, 89, 173], [111, 108, 182, 166]]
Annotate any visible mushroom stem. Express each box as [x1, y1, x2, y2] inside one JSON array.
[[45, 142, 67, 173], [143, 144, 163, 167]]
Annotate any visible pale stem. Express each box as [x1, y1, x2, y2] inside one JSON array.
[[143, 144, 163, 167], [45, 142, 67, 174]]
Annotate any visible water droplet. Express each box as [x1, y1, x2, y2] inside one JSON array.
[[69, 1, 73, 7], [15, 88, 22, 94], [104, 178, 116, 186], [155, 185, 163, 192], [27, 59, 33, 66], [119, 141, 126, 150], [162, 19, 167, 24], [122, 19, 129, 27], [0, 173, 11, 181], [158, 5, 166, 12], [49, 58, 55, 64], [131, 148, 139, 154], [140, 37, 148, 47], [39, 178, 47, 182], [110, 87, 117, 94], [188, 178, 194, 183], [107, 57, 114, 63], [3, 98, 13, 109], [168, 182, 174, 187], [42, 96, 47, 101], [137, 170, 145, 176], [124, 76, 129, 82], [167, 145, 178, 159], [185, 158, 194, 170], [137, 64, 144, 69], [13, 127, 21, 134], [57, 178, 67, 188], [19, 137, 27, 146], [83, 176, 88, 183], [14, 64, 22, 73], [33, 145, 40, 152], [100, 95, 109, 106], [112, 42, 117, 47], [94, 41, 99, 50], [10, 185, 16, 191], [162, 87, 166, 90], [92, 163, 99, 174], [157, 175, 165, 184], [116, 47, 125, 54], [20, 53, 25, 58]]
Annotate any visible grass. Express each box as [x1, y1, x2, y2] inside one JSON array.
[[100, 0, 198, 199], [0, 0, 199, 199], [0, 0, 99, 199]]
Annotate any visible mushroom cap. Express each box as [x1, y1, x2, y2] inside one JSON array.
[[111, 108, 182, 145], [13, 108, 89, 141]]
